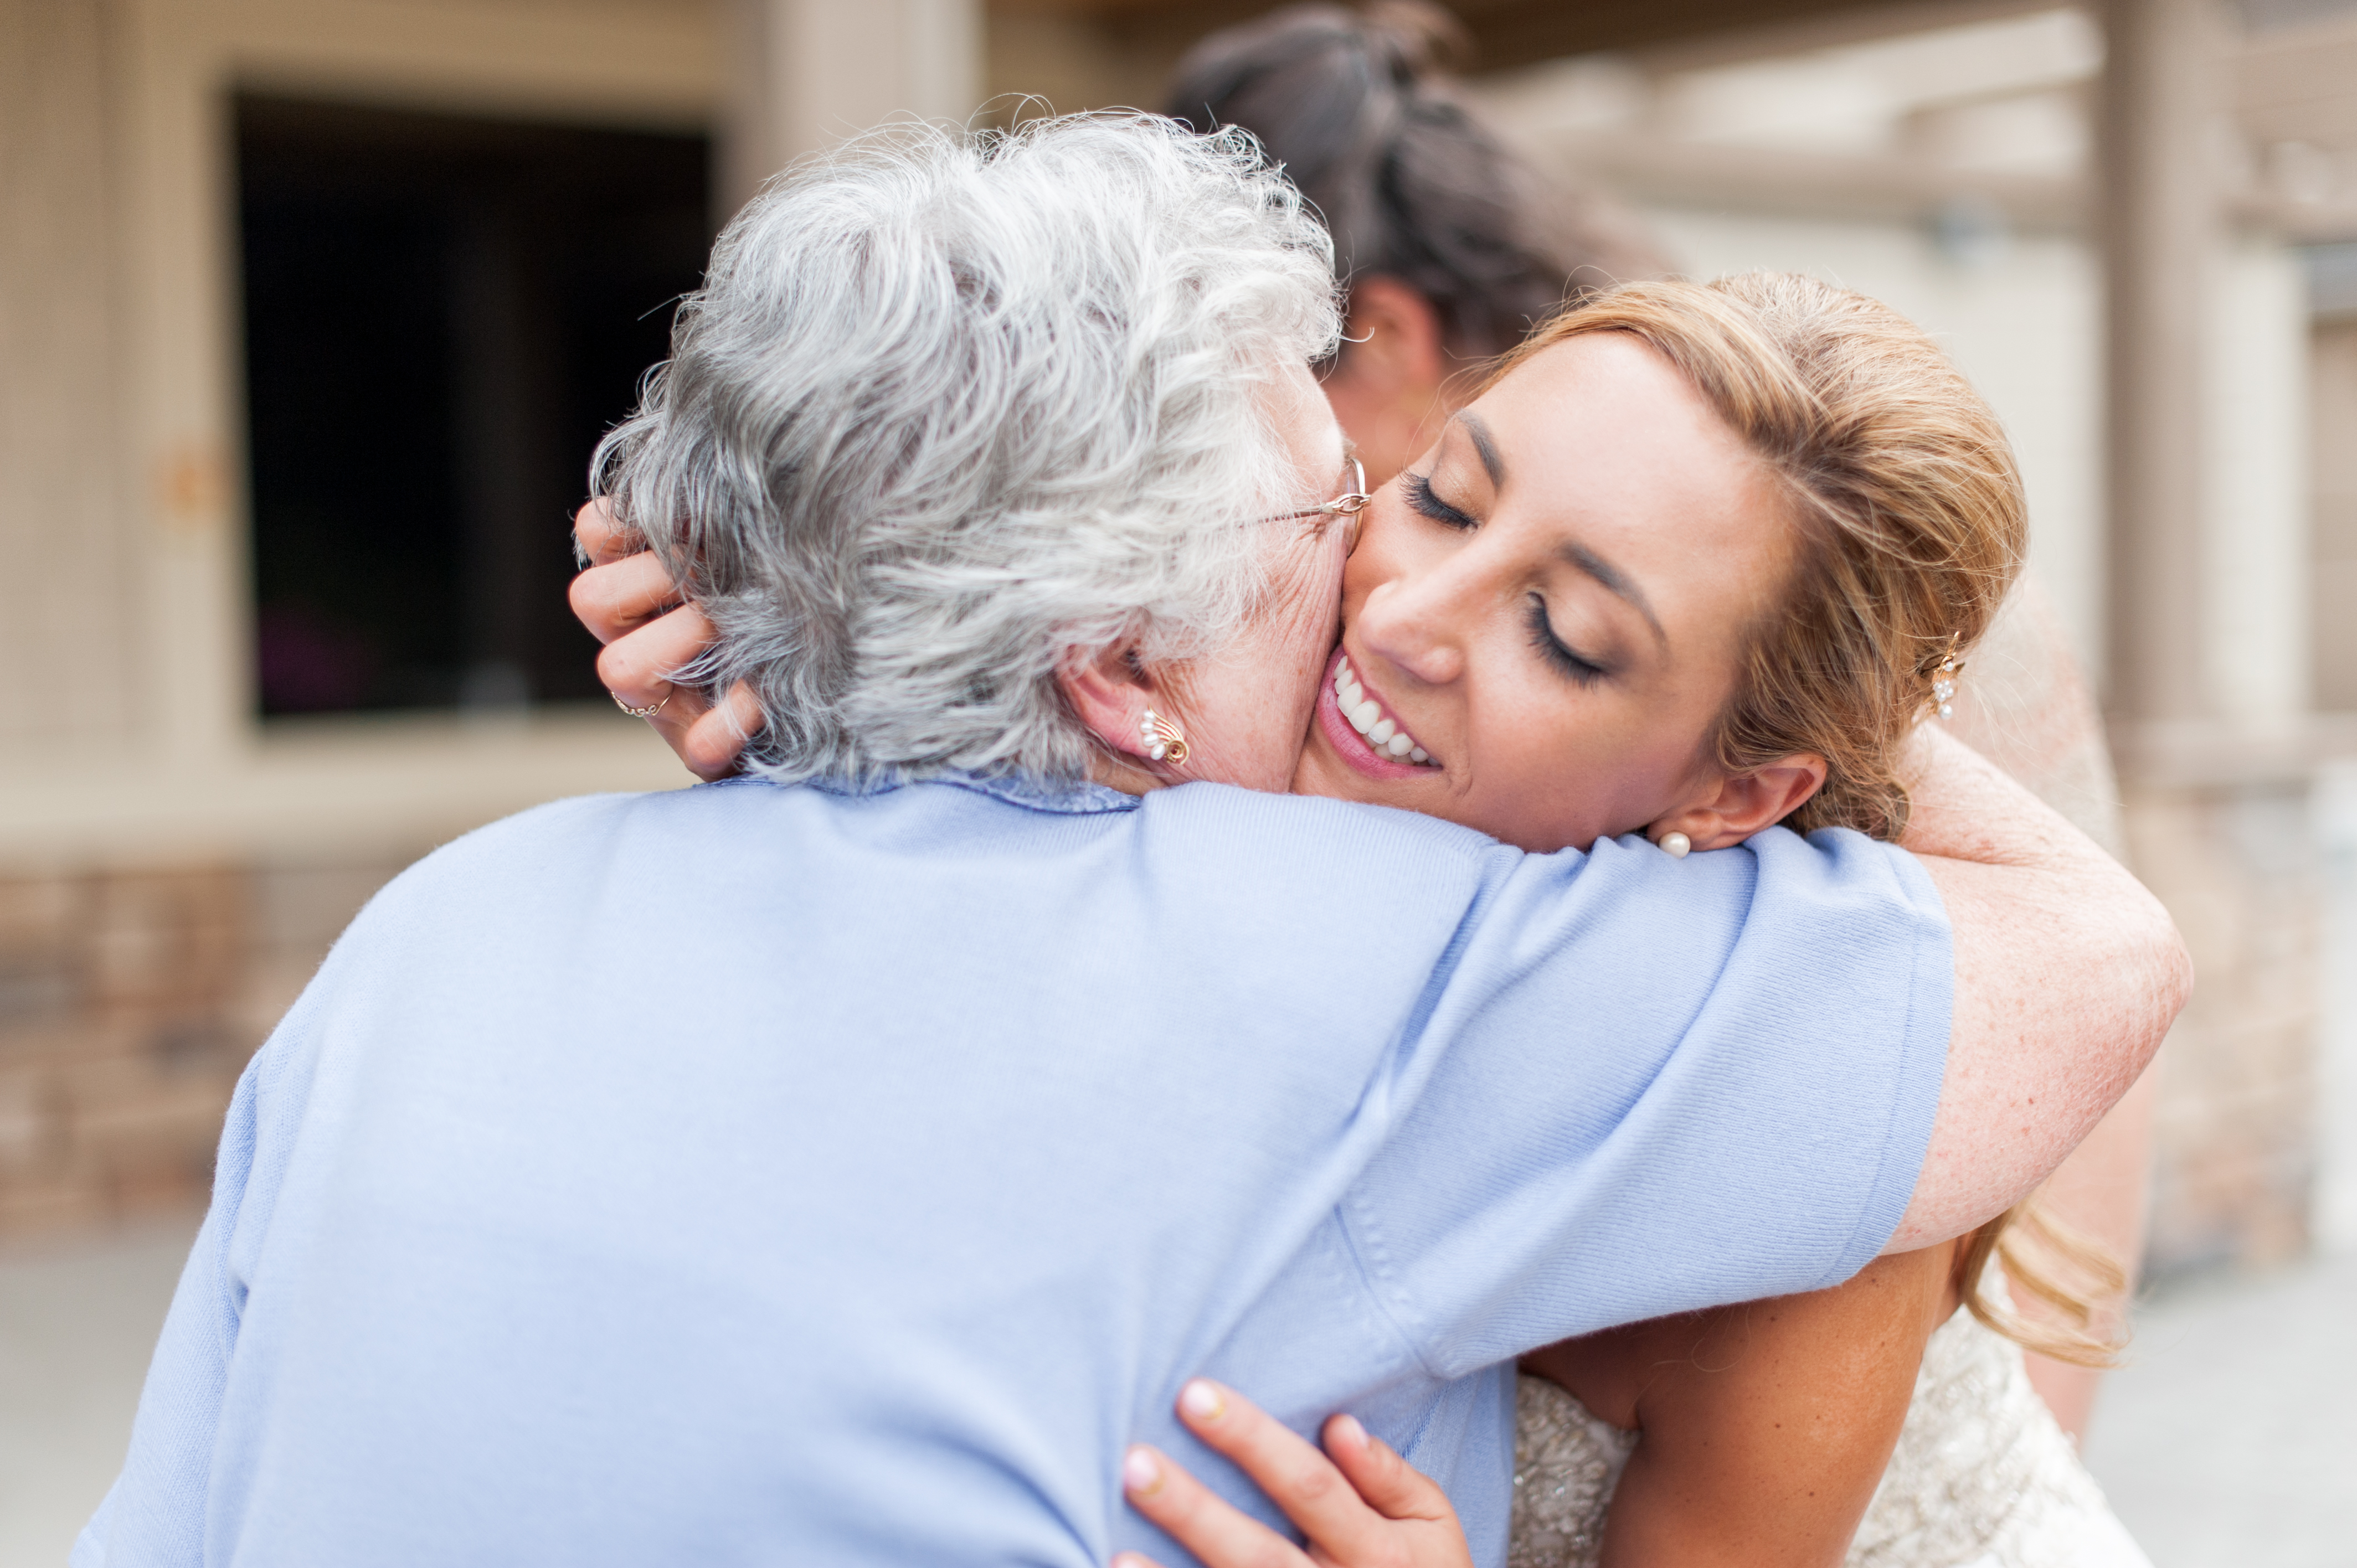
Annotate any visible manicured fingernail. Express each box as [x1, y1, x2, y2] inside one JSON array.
[[1179, 1379, 1226, 1422], [1331, 1412, 1367, 1451], [1123, 1446, 1162, 1495]]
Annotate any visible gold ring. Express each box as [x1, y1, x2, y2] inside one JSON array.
[[611, 689, 671, 719]]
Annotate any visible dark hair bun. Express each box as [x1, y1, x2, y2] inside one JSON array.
[[1165, 2, 1660, 357]]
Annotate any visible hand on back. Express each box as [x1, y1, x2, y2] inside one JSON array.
[[1116, 1379, 1471, 1568], [570, 498, 758, 781]]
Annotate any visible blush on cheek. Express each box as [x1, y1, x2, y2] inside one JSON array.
[[1471, 719, 1697, 855]]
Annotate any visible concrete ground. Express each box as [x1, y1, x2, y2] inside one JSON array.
[[2087, 1246, 2357, 1568], [0, 1219, 194, 1568], [3, 1220, 2352, 1568]]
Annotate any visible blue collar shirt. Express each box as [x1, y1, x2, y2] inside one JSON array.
[[79, 773, 1949, 1567]]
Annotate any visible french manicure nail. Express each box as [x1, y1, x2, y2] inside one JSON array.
[[1123, 1446, 1162, 1495], [1331, 1412, 1367, 1450], [1179, 1380, 1226, 1422]]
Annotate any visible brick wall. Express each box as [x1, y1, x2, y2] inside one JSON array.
[[2128, 781, 2322, 1276], [0, 856, 413, 1237]]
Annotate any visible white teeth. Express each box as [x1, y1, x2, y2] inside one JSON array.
[[1333, 658, 1437, 766]]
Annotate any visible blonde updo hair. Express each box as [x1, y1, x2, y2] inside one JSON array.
[[1495, 276, 2130, 1366], [1486, 271, 2027, 841]]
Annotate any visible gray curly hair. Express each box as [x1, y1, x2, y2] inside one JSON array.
[[593, 113, 1341, 785]]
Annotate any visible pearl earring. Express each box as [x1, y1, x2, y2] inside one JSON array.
[[1933, 654, 1961, 720], [1140, 709, 1189, 767], [1658, 831, 1691, 859]]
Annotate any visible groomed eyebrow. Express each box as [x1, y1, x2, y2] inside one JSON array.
[[1562, 540, 1667, 648], [1457, 411, 1505, 486]]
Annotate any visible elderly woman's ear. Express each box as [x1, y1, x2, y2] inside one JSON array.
[[1059, 643, 1188, 793]]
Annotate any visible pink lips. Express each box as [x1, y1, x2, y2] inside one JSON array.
[[1316, 647, 1434, 780]]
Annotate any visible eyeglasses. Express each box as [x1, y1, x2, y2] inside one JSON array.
[[1258, 456, 1371, 550]]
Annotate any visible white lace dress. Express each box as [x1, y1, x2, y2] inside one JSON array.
[[1506, 1294, 2154, 1568]]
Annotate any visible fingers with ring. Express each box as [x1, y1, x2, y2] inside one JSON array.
[[611, 689, 672, 720]]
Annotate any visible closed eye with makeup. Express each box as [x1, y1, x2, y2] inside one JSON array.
[[1399, 465, 1634, 694]]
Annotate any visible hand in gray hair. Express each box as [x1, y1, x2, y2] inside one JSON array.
[[593, 114, 1341, 787]]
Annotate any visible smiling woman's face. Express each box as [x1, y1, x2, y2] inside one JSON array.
[[1290, 332, 1799, 854]]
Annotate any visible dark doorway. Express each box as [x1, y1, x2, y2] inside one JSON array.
[[236, 95, 713, 717]]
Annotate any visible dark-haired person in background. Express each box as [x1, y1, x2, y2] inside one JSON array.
[[1164, 1, 1668, 489]]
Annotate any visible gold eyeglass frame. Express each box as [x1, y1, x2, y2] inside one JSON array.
[[1258, 457, 1371, 552]]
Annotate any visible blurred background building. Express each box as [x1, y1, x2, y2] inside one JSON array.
[[2, 0, 2355, 1554]]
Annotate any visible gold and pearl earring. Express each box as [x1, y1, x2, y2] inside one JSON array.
[[1140, 710, 1188, 767]]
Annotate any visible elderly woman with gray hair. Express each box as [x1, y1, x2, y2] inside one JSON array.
[[84, 115, 2178, 1568]]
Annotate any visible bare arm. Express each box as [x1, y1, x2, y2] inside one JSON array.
[[1526, 1246, 1957, 1568], [1890, 725, 2188, 1251]]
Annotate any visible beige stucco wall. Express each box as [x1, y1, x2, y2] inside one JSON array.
[[0, 0, 730, 880]]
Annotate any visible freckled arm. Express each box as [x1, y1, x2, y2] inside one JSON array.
[[1887, 726, 2189, 1252]]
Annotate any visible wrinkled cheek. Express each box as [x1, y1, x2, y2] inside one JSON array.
[[1195, 544, 1342, 791], [1263, 537, 1346, 675]]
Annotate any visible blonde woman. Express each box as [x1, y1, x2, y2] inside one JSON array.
[[1080, 285, 2154, 1568]]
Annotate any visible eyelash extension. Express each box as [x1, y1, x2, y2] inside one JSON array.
[[1526, 593, 1607, 686], [1404, 472, 1476, 530]]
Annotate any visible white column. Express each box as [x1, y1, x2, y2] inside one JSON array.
[[2203, 235, 2311, 725], [2101, 0, 2225, 729], [2101, 0, 2325, 1274], [724, 0, 983, 213], [122, 0, 252, 774]]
